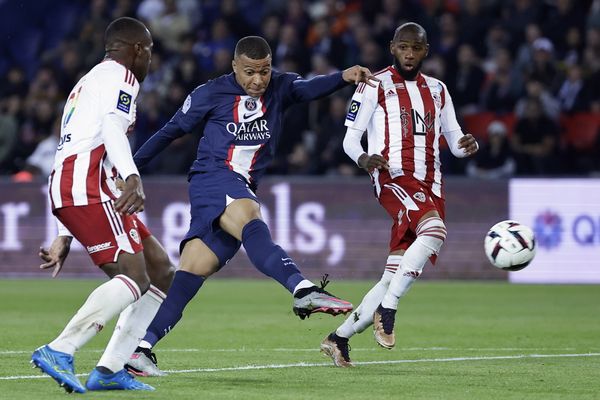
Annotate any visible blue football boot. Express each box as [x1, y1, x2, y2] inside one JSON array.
[[30, 345, 86, 393], [86, 368, 155, 391]]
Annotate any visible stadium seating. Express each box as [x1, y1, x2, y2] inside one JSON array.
[[560, 113, 600, 151], [461, 112, 517, 141], [461, 113, 496, 140]]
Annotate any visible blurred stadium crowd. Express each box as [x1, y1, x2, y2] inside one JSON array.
[[1, 0, 599, 181]]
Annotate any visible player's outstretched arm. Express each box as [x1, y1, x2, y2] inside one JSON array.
[[342, 65, 380, 87], [39, 236, 73, 278], [133, 118, 187, 169], [290, 66, 377, 103]]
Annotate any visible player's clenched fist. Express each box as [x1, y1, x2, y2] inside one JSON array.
[[358, 153, 389, 172], [342, 65, 381, 87]]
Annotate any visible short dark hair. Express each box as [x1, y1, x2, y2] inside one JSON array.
[[234, 36, 272, 60], [105, 17, 148, 47], [393, 22, 427, 43]]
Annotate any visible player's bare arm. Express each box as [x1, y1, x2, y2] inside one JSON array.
[[357, 153, 390, 172], [342, 65, 380, 87], [114, 174, 145, 215], [39, 236, 73, 278], [457, 134, 479, 156]]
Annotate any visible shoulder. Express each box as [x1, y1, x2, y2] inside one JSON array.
[[273, 70, 301, 85], [187, 76, 220, 100], [91, 60, 138, 90], [374, 66, 393, 78], [195, 73, 241, 96], [422, 73, 447, 93], [355, 67, 389, 96]]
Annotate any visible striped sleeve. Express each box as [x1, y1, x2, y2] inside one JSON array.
[[344, 81, 379, 132], [98, 65, 139, 125], [439, 82, 462, 134]]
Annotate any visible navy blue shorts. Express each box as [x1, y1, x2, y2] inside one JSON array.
[[182, 170, 258, 267]]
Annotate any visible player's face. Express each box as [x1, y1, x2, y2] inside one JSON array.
[[390, 30, 428, 78], [232, 54, 272, 98], [132, 31, 153, 82]]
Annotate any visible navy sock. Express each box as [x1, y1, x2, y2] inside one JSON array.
[[143, 270, 205, 346], [242, 219, 305, 293]]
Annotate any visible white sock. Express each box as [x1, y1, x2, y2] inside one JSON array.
[[49, 275, 141, 355], [380, 271, 418, 310], [381, 218, 446, 309], [292, 279, 315, 295], [97, 285, 166, 372], [336, 256, 402, 338], [138, 340, 153, 350]]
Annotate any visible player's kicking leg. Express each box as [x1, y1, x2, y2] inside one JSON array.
[[321, 255, 401, 366], [221, 199, 353, 319], [292, 273, 353, 320]]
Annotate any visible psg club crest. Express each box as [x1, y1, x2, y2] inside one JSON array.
[[244, 98, 257, 111]]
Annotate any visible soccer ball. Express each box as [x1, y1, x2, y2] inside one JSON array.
[[484, 220, 536, 271]]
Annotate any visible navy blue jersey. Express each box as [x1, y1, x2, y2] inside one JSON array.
[[134, 70, 347, 186]]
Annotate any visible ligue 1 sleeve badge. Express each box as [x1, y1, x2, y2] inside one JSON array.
[[117, 90, 132, 114]]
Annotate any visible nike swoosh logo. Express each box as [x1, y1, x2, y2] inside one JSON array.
[[243, 112, 258, 119]]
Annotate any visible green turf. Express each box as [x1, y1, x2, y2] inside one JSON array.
[[0, 279, 599, 399]]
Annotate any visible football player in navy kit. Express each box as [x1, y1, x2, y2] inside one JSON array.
[[126, 36, 378, 376]]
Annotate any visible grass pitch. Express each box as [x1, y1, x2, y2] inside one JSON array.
[[1, 279, 599, 399]]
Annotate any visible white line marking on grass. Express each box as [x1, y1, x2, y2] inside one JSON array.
[[0, 347, 583, 355], [3, 353, 600, 381], [168, 353, 600, 374]]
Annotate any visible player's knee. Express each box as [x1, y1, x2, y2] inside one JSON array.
[[179, 238, 221, 278], [416, 216, 447, 254], [380, 254, 403, 285], [180, 260, 219, 278]]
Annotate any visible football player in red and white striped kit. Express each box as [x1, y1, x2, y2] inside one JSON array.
[[321, 22, 478, 367], [31, 17, 174, 392]]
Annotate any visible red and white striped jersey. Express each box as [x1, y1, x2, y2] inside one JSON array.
[[49, 60, 139, 210], [345, 66, 462, 198]]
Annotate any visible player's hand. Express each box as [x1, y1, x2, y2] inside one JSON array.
[[342, 65, 380, 87], [115, 177, 125, 191], [114, 174, 145, 215], [358, 153, 389, 172], [458, 134, 479, 156], [39, 236, 72, 278]]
